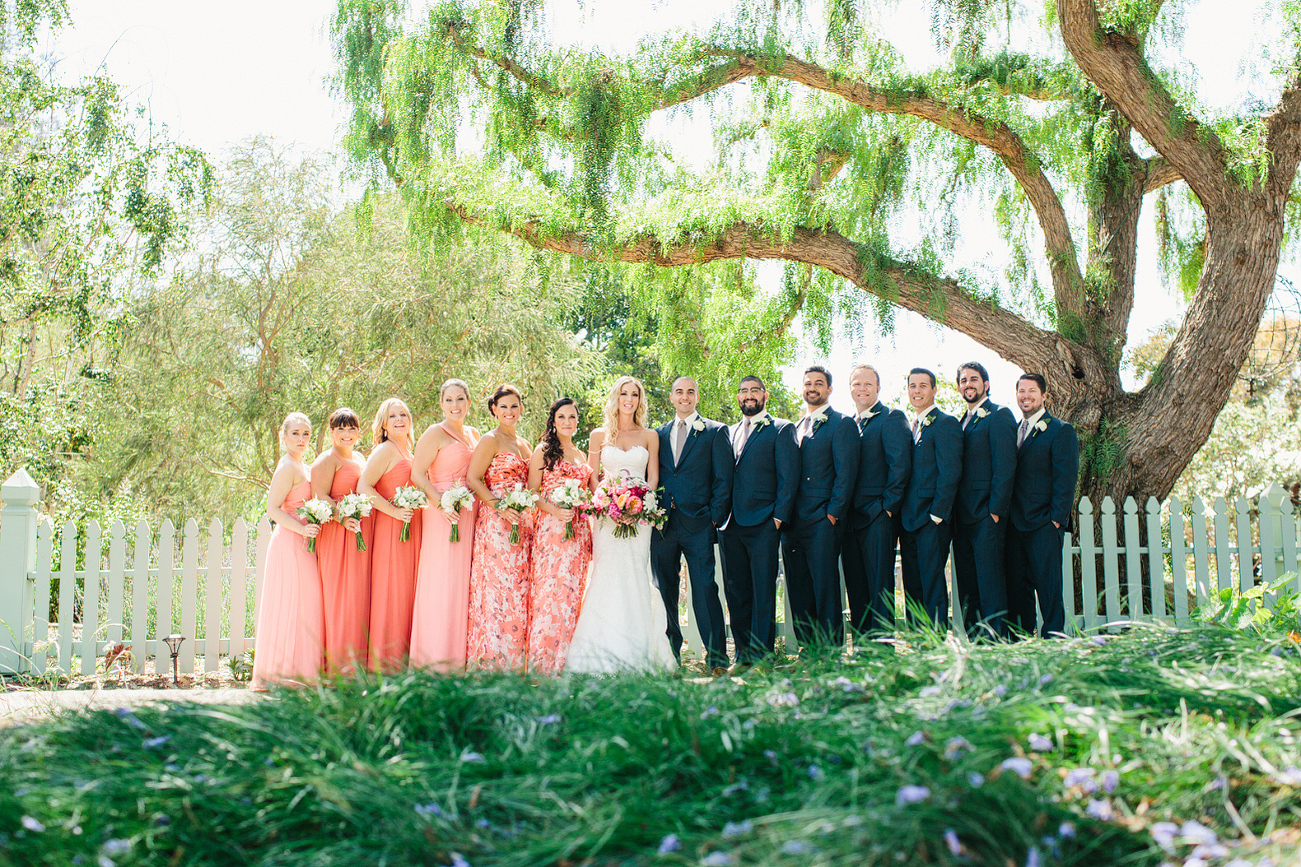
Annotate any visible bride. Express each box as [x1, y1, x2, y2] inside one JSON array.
[[566, 376, 677, 674]]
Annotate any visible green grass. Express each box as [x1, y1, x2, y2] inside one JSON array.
[[2, 625, 1301, 866]]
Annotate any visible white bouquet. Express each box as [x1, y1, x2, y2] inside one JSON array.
[[391, 486, 428, 542], [440, 482, 475, 543], [335, 492, 373, 551], [548, 477, 589, 541], [496, 483, 538, 545], [296, 497, 334, 553]]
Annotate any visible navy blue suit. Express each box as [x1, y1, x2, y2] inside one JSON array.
[[900, 406, 963, 625], [1007, 412, 1079, 638], [650, 414, 733, 667], [842, 403, 912, 632], [782, 407, 860, 646], [719, 413, 799, 663], [952, 400, 1018, 638]]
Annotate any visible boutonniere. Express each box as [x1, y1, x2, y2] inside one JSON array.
[[921, 413, 935, 428], [811, 415, 827, 433], [859, 409, 879, 428], [691, 418, 706, 433], [754, 416, 772, 430], [1034, 419, 1049, 433], [974, 407, 989, 420]]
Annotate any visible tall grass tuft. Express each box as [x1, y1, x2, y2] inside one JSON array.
[[2, 624, 1300, 865]]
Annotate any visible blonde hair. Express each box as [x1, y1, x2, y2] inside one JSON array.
[[850, 364, 881, 387], [601, 375, 647, 436], [278, 412, 312, 449], [371, 397, 416, 449], [439, 378, 471, 402]]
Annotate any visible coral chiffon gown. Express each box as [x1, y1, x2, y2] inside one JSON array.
[[251, 481, 325, 689], [527, 460, 593, 673], [368, 458, 422, 671], [316, 461, 373, 674], [410, 424, 477, 671], [466, 452, 532, 670]]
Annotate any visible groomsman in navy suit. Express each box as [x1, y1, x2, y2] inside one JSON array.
[[841, 363, 912, 633], [719, 375, 799, 672], [952, 362, 1018, 639], [899, 368, 963, 626], [782, 365, 860, 647], [651, 376, 734, 675], [1006, 372, 1079, 638]]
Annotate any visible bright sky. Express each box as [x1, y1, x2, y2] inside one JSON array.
[[49, 0, 1281, 414]]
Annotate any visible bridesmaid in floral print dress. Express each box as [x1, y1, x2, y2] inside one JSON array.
[[526, 397, 594, 673], [465, 384, 534, 670]]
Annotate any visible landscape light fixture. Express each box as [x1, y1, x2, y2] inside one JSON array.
[[164, 634, 186, 686]]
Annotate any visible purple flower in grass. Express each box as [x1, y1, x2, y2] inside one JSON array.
[[701, 706, 719, 719], [769, 692, 799, 707], [944, 829, 962, 855], [702, 853, 733, 866], [1058, 822, 1075, 839], [782, 840, 814, 855], [1025, 846, 1042, 867], [944, 736, 971, 759], [450, 853, 470, 867], [460, 751, 485, 763], [967, 772, 985, 788], [1101, 770, 1119, 793], [20, 817, 44, 833], [896, 785, 930, 806], [1179, 821, 1217, 845], [1085, 799, 1113, 820], [97, 857, 115, 867], [1092, 635, 1108, 646], [143, 736, 171, 749], [414, 803, 445, 819], [1028, 733, 1053, 751], [1273, 766, 1301, 786], [1150, 822, 1179, 852], [722, 820, 752, 838], [101, 840, 131, 856], [1063, 767, 1095, 787], [905, 731, 926, 746], [537, 714, 561, 726], [657, 834, 681, 854], [1001, 757, 1033, 779], [808, 765, 825, 781]]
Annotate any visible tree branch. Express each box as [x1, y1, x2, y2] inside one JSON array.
[[445, 200, 1060, 371], [1057, 0, 1230, 209], [1265, 74, 1301, 199], [1142, 157, 1182, 193]]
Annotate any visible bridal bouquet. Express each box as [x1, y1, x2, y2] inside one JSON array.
[[587, 471, 667, 539], [497, 483, 538, 545], [296, 497, 334, 553], [548, 477, 590, 541], [391, 486, 428, 542], [334, 493, 373, 551], [440, 483, 475, 543]]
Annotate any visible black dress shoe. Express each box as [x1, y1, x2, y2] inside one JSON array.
[[727, 662, 752, 676]]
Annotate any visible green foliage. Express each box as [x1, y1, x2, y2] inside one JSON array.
[[1078, 417, 1128, 487], [2, 626, 1301, 865], [1198, 575, 1301, 636]]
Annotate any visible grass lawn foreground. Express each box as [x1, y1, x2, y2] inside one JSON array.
[[2, 625, 1300, 866]]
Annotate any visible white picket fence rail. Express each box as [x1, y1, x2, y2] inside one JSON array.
[[2, 467, 1298, 676]]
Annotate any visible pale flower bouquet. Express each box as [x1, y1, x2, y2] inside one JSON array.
[[440, 482, 475, 543], [334, 493, 373, 551], [496, 483, 539, 545], [548, 477, 590, 541], [296, 497, 334, 553], [390, 486, 428, 542]]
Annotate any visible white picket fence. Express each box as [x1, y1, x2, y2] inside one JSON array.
[[1, 466, 1298, 676]]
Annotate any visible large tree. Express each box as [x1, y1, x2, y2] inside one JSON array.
[[332, 0, 1301, 503]]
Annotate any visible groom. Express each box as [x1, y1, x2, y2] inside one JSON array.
[[651, 376, 734, 674], [719, 375, 799, 673]]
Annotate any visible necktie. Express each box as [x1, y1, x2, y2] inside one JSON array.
[[735, 418, 752, 460], [962, 410, 972, 430], [1018, 418, 1030, 447], [673, 418, 687, 464], [911, 417, 921, 443], [798, 415, 813, 443]]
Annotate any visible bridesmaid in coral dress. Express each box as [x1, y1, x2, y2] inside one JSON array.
[[251, 412, 325, 690], [310, 407, 373, 675], [358, 397, 422, 672], [466, 384, 534, 670], [409, 378, 481, 671], [526, 397, 594, 673]]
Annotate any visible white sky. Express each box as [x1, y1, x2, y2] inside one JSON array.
[[48, 0, 1283, 413]]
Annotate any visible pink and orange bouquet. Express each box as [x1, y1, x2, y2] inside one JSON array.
[[584, 470, 667, 539]]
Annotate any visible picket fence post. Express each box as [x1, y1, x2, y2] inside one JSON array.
[[0, 468, 41, 674]]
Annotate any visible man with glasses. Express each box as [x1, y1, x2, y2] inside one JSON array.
[[719, 375, 799, 674]]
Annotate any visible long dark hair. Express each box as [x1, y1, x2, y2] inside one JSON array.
[[541, 397, 576, 470]]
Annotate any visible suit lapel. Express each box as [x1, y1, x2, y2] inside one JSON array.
[[914, 407, 937, 447], [1018, 413, 1050, 452], [738, 417, 766, 462]]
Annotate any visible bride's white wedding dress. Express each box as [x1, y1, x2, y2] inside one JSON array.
[[566, 445, 677, 674]]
